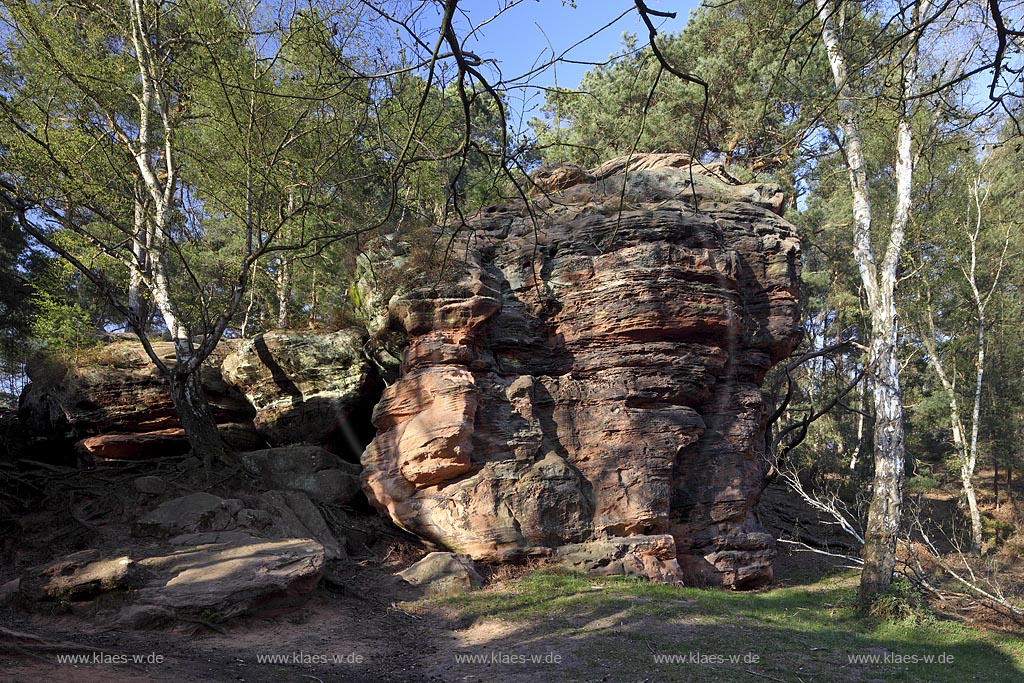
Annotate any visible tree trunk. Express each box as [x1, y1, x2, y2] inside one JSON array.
[[858, 302, 906, 607], [1008, 461, 1014, 509], [308, 264, 318, 329], [817, 0, 926, 610], [850, 373, 869, 471], [128, 190, 146, 325], [994, 459, 1000, 510], [962, 467, 983, 552], [168, 366, 227, 474], [276, 255, 289, 328]]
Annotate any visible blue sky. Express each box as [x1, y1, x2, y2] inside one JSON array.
[[459, 1, 699, 86], [445, 1, 702, 128]]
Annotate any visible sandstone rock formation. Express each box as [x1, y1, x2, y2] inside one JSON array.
[[362, 153, 802, 588], [19, 339, 257, 461], [221, 329, 379, 456]]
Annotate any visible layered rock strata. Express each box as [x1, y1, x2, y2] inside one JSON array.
[[361, 154, 802, 588]]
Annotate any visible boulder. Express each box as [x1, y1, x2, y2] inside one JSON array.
[[134, 475, 172, 495], [551, 535, 683, 583], [221, 329, 378, 454], [237, 445, 361, 504], [132, 492, 243, 538], [362, 154, 802, 588], [397, 552, 483, 594], [0, 578, 21, 606], [256, 490, 346, 560]]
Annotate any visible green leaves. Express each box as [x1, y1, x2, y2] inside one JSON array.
[[531, 0, 829, 177]]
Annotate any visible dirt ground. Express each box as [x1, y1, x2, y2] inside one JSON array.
[[1, 460, 1021, 683]]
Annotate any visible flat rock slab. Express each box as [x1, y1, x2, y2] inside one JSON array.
[[131, 536, 324, 620], [10, 536, 325, 628]]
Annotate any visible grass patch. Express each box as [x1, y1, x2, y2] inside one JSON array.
[[415, 569, 1024, 682]]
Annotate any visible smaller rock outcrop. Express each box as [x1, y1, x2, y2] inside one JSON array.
[[221, 329, 379, 455], [397, 552, 483, 594], [18, 329, 384, 462], [18, 339, 257, 461], [236, 445, 362, 505]]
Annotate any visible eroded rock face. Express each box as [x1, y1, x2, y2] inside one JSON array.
[[362, 154, 802, 588], [221, 329, 378, 455], [18, 339, 257, 461]]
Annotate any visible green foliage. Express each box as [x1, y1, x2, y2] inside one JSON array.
[[27, 256, 101, 358], [905, 475, 940, 495], [531, 0, 829, 184]]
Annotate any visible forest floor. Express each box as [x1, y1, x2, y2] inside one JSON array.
[[2, 560, 1023, 683], [1, 461, 1022, 683]]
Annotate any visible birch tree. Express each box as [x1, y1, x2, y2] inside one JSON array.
[[814, 0, 931, 606], [912, 149, 1015, 554], [0, 0, 373, 468]]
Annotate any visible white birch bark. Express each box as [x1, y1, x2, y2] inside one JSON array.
[[815, 0, 930, 605]]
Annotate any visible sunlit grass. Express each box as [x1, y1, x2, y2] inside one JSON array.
[[414, 569, 1024, 682]]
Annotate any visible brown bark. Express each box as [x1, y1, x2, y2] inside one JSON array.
[[167, 366, 228, 475]]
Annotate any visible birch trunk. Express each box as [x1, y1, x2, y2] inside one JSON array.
[[957, 178, 1005, 553], [276, 256, 290, 328], [127, 0, 227, 470], [816, 0, 926, 607]]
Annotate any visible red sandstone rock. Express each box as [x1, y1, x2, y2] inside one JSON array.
[[19, 339, 254, 445], [362, 154, 802, 588]]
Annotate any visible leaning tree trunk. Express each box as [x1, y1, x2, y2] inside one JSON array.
[[127, 0, 229, 473], [167, 366, 228, 473]]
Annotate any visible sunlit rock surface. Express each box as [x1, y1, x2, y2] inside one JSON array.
[[362, 153, 802, 588]]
